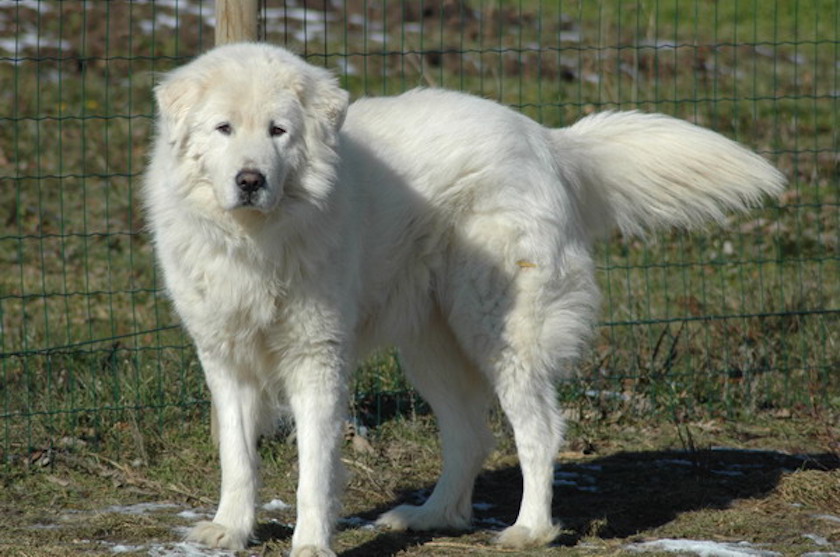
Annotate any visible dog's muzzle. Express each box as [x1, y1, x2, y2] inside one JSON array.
[[235, 169, 267, 206]]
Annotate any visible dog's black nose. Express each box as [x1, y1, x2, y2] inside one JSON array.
[[235, 169, 266, 193]]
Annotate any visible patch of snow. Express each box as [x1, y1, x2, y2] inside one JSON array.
[[585, 389, 631, 401], [579, 463, 603, 472], [172, 525, 193, 537], [110, 544, 144, 554], [710, 469, 745, 477], [812, 514, 840, 524], [266, 517, 295, 529], [177, 509, 211, 520], [147, 541, 234, 557], [627, 538, 782, 557], [367, 32, 388, 44], [555, 470, 595, 481], [728, 463, 766, 470], [291, 22, 327, 44], [338, 516, 376, 530], [3, 1, 52, 12], [575, 485, 600, 492], [335, 58, 359, 76], [710, 447, 802, 458], [346, 14, 367, 27], [554, 467, 598, 490], [476, 516, 508, 530], [656, 459, 695, 467], [0, 33, 71, 58], [802, 533, 830, 546], [559, 30, 582, 43], [102, 502, 179, 515], [262, 498, 291, 511], [281, 7, 336, 24]]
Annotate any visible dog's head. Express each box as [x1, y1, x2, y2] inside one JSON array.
[[154, 43, 349, 214]]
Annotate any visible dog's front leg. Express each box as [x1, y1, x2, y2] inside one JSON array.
[[286, 363, 347, 557], [187, 352, 261, 550]]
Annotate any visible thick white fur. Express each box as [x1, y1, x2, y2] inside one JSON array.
[[144, 43, 784, 555]]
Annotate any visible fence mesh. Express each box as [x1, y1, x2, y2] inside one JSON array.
[[1, 1, 837, 459]]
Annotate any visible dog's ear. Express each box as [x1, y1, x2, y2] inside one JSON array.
[[302, 73, 349, 142], [314, 80, 350, 133], [153, 69, 203, 147], [291, 71, 349, 203]]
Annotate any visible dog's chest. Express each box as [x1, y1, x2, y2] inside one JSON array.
[[167, 246, 283, 339]]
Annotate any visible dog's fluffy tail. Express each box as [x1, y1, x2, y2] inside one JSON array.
[[551, 111, 785, 237]]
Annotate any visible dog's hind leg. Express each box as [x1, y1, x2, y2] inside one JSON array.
[[187, 353, 262, 550], [442, 228, 600, 547], [491, 362, 564, 547], [376, 312, 495, 532], [486, 270, 598, 548]]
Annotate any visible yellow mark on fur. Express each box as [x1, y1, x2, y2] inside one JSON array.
[[516, 259, 537, 269]]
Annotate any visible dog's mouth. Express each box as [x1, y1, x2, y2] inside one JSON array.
[[233, 191, 277, 212], [238, 190, 262, 208]]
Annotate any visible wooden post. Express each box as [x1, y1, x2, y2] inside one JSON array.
[[210, 0, 259, 446], [215, 0, 259, 45]]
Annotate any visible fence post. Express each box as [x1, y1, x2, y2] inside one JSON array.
[[215, 0, 259, 45]]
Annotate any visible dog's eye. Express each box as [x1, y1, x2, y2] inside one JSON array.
[[216, 123, 232, 135], [269, 125, 286, 137]]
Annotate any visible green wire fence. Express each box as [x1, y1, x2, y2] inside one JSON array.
[[1, 1, 837, 461]]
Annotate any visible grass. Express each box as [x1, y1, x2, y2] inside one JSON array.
[[0, 415, 837, 555], [0, 0, 838, 555]]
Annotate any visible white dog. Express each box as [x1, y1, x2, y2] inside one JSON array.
[[144, 43, 784, 556]]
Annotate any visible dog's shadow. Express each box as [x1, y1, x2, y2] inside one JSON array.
[[336, 447, 839, 556]]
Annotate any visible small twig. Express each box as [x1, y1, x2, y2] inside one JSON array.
[[87, 452, 214, 505], [341, 457, 375, 475], [341, 457, 391, 499], [164, 482, 215, 505]]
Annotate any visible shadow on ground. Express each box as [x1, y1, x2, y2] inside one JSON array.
[[337, 448, 839, 556]]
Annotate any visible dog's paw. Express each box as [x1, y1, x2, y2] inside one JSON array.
[[290, 545, 337, 557], [495, 523, 561, 548], [185, 520, 250, 550], [376, 503, 471, 532], [375, 506, 410, 531]]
